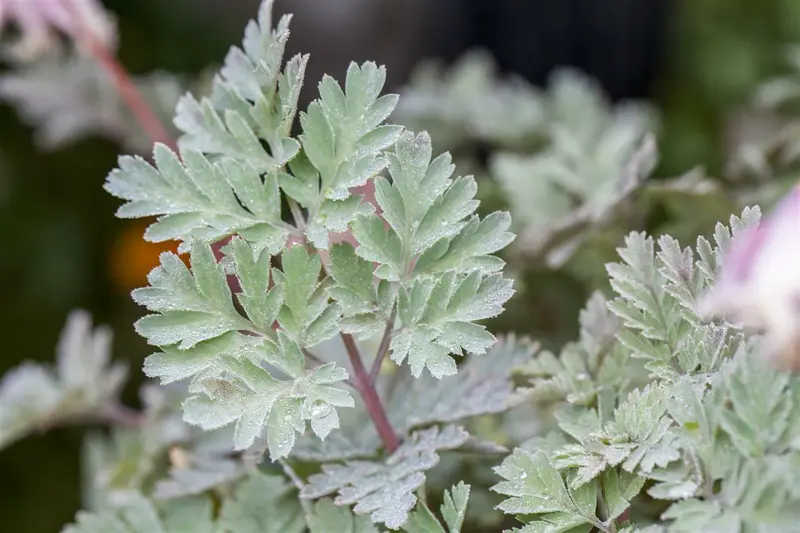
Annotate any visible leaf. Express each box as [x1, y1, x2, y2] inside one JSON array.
[[441, 482, 470, 532], [105, 146, 287, 254], [601, 469, 645, 521], [391, 271, 514, 378], [0, 311, 127, 451], [230, 236, 284, 331], [719, 352, 793, 458], [62, 494, 212, 533], [402, 482, 470, 533], [174, 2, 303, 170], [291, 61, 403, 247], [218, 472, 306, 533], [518, 292, 628, 406], [153, 452, 243, 500], [272, 244, 342, 346], [182, 349, 353, 456], [388, 335, 537, 431], [352, 131, 514, 279], [492, 449, 599, 531], [550, 384, 680, 489], [133, 243, 251, 349], [63, 473, 304, 533], [0, 49, 182, 153], [80, 385, 194, 510], [403, 503, 445, 533], [301, 425, 469, 530], [396, 50, 546, 149], [307, 499, 379, 533]]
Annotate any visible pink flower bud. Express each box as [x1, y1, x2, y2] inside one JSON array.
[[698, 186, 800, 369], [0, 0, 115, 59]]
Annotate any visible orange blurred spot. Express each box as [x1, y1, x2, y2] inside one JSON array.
[[109, 220, 184, 292]]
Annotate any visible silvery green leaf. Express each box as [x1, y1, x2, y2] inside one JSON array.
[[327, 243, 379, 315], [218, 472, 306, 533], [390, 271, 513, 378], [492, 449, 599, 531], [62, 494, 213, 533], [0, 49, 182, 153], [307, 499, 379, 533], [413, 212, 514, 276], [133, 243, 252, 349], [275, 245, 342, 346], [601, 468, 645, 521], [0, 311, 127, 451], [182, 350, 353, 456], [440, 482, 470, 532], [229, 236, 284, 331], [396, 50, 546, 149], [645, 464, 700, 501], [291, 61, 402, 245], [65, 472, 302, 533], [82, 385, 192, 510], [388, 335, 537, 431], [719, 352, 793, 458], [518, 292, 629, 406], [605, 385, 680, 474], [105, 146, 287, 254], [153, 455, 242, 501], [350, 213, 405, 280], [402, 503, 444, 533], [301, 425, 469, 530], [174, 1, 303, 170]]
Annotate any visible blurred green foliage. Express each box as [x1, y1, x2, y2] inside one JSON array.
[[2, 0, 800, 531]]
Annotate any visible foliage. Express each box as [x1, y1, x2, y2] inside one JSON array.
[[494, 207, 800, 532], [0, 311, 127, 451], [0, 48, 184, 153], [2, 0, 800, 532]]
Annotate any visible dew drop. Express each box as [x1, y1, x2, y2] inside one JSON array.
[[307, 399, 332, 419]]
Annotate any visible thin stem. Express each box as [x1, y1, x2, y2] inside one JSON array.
[[38, 402, 144, 433], [101, 403, 146, 427], [370, 303, 397, 383], [84, 37, 177, 151], [341, 332, 399, 453], [280, 458, 313, 514], [287, 199, 307, 232]]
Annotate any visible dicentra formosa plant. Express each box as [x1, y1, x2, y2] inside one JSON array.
[[3, 1, 800, 532], [4, 0, 520, 531]]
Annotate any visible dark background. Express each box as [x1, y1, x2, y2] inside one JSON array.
[[1, 0, 798, 530]]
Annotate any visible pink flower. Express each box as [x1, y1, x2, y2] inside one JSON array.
[[698, 186, 800, 370], [0, 0, 114, 59]]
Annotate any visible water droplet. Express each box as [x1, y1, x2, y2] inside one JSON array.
[[307, 399, 332, 419], [576, 372, 589, 381], [519, 472, 528, 480]]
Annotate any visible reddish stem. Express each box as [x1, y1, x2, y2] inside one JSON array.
[[85, 37, 177, 151], [341, 332, 399, 453]]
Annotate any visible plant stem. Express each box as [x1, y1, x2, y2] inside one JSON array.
[[280, 458, 313, 514], [341, 332, 399, 453], [369, 303, 397, 383], [85, 37, 177, 151], [287, 199, 307, 232], [38, 402, 144, 433], [101, 403, 146, 427]]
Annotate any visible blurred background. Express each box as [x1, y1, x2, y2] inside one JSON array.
[[2, 0, 800, 530]]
